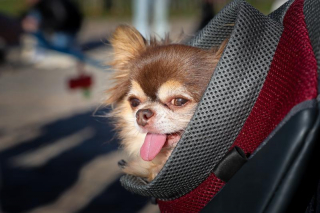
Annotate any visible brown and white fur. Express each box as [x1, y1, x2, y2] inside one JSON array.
[[106, 25, 226, 182]]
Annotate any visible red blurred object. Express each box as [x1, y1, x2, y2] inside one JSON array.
[[68, 74, 92, 89]]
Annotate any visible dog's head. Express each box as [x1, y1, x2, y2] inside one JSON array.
[[107, 25, 224, 162]]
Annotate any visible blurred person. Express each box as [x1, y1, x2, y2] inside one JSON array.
[[22, 0, 84, 62], [133, 0, 169, 38], [0, 13, 23, 63], [22, 0, 94, 97]]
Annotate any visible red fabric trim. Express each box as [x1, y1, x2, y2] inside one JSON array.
[[158, 174, 225, 213]]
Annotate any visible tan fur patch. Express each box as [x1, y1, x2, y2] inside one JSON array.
[[157, 80, 192, 103], [128, 81, 148, 102]]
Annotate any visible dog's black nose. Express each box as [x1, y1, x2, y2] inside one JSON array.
[[136, 109, 154, 126]]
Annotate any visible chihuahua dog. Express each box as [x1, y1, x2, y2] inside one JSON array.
[[106, 25, 226, 182]]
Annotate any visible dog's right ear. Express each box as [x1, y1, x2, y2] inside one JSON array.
[[106, 25, 146, 105], [110, 25, 146, 69]]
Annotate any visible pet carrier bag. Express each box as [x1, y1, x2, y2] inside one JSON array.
[[119, 0, 320, 212]]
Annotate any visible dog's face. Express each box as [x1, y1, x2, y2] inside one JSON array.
[[107, 25, 224, 179]]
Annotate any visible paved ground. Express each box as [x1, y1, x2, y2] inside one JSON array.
[[0, 18, 197, 213]]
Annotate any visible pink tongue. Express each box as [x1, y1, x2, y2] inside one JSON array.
[[140, 133, 167, 161]]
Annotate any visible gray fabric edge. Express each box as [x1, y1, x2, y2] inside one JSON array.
[[187, 0, 242, 48], [268, 0, 295, 23], [250, 99, 317, 159], [158, 2, 283, 199]]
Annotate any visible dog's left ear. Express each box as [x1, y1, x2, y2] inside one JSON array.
[[110, 25, 147, 69]]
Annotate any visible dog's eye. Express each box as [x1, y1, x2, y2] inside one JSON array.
[[129, 98, 141, 108], [171, 98, 188, 106]]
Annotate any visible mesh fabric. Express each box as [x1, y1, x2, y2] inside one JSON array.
[[157, 0, 318, 211], [157, 174, 224, 213], [231, 0, 318, 154], [120, 0, 282, 199]]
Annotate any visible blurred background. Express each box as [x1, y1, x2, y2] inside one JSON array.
[[0, 0, 283, 212]]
